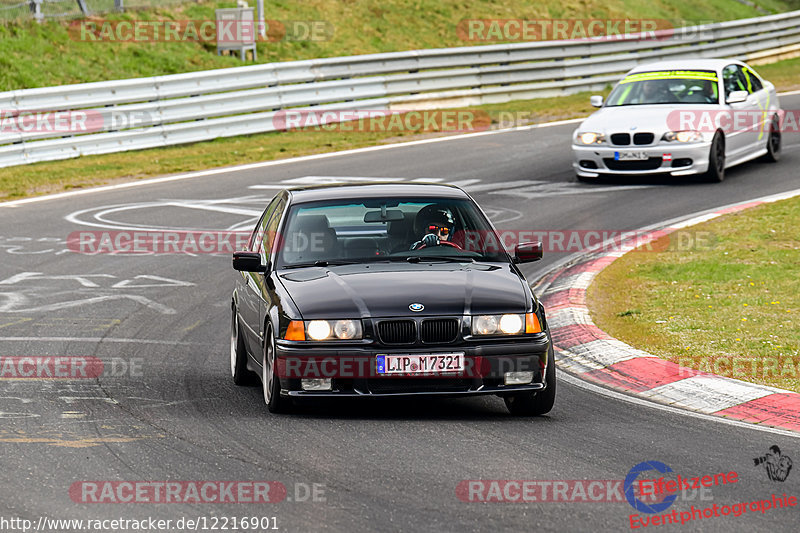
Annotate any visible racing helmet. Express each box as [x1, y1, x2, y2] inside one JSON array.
[[414, 204, 455, 237]]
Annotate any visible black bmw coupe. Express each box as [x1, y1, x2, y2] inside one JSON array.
[[231, 183, 555, 415]]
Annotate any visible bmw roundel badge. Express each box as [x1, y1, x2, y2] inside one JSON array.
[[409, 303, 424, 312]]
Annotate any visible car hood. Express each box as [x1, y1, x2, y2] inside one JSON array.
[[277, 263, 529, 319], [577, 104, 723, 135]]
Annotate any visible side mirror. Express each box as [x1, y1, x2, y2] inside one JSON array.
[[590, 95, 604, 108], [726, 90, 748, 104], [514, 242, 543, 263], [233, 251, 266, 272]]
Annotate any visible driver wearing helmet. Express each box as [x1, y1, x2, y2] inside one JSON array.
[[410, 205, 455, 250]]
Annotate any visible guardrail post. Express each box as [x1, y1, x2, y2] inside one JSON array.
[[257, 0, 266, 38], [30, 0, 43, 23], [76, 0, 90, 16]]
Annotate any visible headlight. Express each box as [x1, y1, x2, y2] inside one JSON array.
[[662, 131, 704, 143], [578, 132, 605, 145], [285, 319, 363, 341], [333, 319, 360, 340], [307, 320, 332, 340], [471, 313, 539, 335], [499, 314, 524, 334], [473, 315, 499, 335]]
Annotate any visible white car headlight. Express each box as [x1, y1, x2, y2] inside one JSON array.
[[305, 319, 362, 340], [662, 131, 704, 143], [578, 132, 605, 145]]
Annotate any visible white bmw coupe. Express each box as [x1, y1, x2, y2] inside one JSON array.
[[572, 59, 781, 182]]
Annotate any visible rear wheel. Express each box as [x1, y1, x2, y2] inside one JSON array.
[[703, 132, 725, 182], [262, 327, 291, 413], [504, 344, 556, 416], [760, 115, 781, 163], [231, 304, 255, 385]]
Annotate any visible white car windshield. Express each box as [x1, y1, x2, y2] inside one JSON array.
[[606, 70, 720, 106]]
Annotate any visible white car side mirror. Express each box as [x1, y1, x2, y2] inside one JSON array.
[[590, 95, 604, 108], [726, 90, 748, 104]]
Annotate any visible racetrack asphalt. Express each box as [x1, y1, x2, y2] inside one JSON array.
[[1, 94, 799, 531]]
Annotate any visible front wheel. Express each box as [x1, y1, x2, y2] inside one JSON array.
[[262, 328, 291, 413], [504, 344, 557, 416], [703, 132, 725, 182], [760, 115, 781, 163], [231, 304, 255, 385]]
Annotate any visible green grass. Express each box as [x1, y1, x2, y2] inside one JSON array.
[[0, 0, 794, 90], [588, 197, 800, 392], [755, 56, 800, 91]]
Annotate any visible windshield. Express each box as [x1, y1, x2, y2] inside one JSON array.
[[276, 197, 509, 267], [606, 70, 720, 106]]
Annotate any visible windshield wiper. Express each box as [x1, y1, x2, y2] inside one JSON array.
[[282, 259, 360, 269], [405, 255, 475, 263]]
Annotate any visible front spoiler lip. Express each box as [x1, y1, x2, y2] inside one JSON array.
[[572, 141, 711, 176], [286, 382, 546, 398]]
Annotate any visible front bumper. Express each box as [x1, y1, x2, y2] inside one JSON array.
[[572, 141, 712, 178], [273, 334, 551, 398]]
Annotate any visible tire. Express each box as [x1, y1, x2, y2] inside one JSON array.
[[262, 326, 291, 413], [504, 344, 557, 416], [703, 132, 725, 182], [760, 115, 781, 163], [231, 304, 255, 385]]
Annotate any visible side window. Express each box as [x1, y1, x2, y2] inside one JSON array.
[[722, 65, 747, 97], [743, 67, 764, 93], [248, 196, 280, 251], [259, 199, 285, 264]]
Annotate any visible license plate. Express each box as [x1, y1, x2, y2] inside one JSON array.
[[615, 151, 648, 161], [376, 353, 465, 375]]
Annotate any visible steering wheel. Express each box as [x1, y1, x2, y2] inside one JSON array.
[[412, 240, 464, 251]]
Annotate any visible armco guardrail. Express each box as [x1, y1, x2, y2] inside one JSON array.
[[1, 11, 799, 168]]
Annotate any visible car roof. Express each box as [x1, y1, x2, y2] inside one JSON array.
[[285, 182, 471, 204], [626, 59, 740, 74]]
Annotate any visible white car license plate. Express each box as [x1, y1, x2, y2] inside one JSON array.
[[376, 353, 465, 375], [615, 151, 648, 161]]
